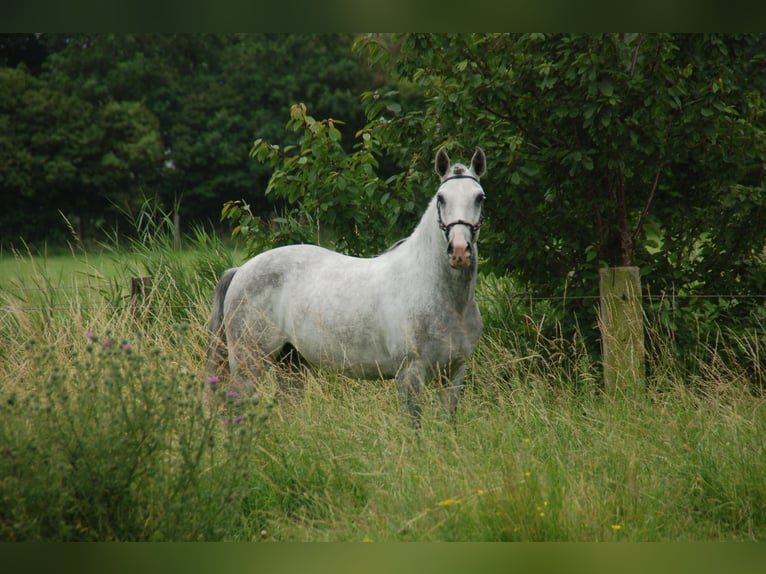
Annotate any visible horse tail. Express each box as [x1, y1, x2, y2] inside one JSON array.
[[205, 267, 238, 379]]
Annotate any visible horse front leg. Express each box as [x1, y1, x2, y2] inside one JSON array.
[[440, 362, 466, 419], [397, 359, 427, 427]]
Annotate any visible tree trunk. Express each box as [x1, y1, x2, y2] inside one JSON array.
[[615, 173, 633, 266], [598, 170, 634, 267]]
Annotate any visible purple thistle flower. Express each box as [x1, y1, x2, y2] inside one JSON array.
[[102, 338, 113, 348], [222, 419, 230, 427], [226, 390, 238, 399], [85, 330, 94, 340], [234, 416, 244, 424], [121, 342, 132, 351], [207, 376, 220, 385]]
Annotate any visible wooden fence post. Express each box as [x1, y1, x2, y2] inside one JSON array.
[[599, 266, 645, 395]]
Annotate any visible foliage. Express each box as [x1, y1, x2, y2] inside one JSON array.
[[224, 102, 424, 256], [99, 196, 240, 321], [476, 272, 599, 391], [0, 231, 261, 541], [353, 33, 766, 356], [165, 34, 373, 225], [0, 33, 47, 73], [214, 33, 766, 362], [0, 33, 375, 246], [0, 65, 162, 244], [0, 323, 269, 541], [359, 34, 766, 274]]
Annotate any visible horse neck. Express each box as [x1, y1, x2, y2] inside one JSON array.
[[405, 199, 478, 312]]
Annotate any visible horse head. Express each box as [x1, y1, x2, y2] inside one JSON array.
[[433, 147, 487, 270]]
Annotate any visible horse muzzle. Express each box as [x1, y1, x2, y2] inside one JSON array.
[[447, 231, 473, 269]]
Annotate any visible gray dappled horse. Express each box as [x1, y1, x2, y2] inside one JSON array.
[[206, 147, 487, 424]]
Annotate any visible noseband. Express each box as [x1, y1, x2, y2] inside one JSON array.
[[436, 174, 485, 241]]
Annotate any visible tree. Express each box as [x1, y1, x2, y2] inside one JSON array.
[[357, 33, 766, 351], [39, 34, 374, 227], [203, 34, 376, 220], [0, 33, 47, 74], [225, 102, 423, 257], [41, 34, 227, 226], [1, 34, 377, 245], [0, 66, 162, 244]]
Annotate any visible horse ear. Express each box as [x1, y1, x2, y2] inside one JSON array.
[[435, 147, 451, 178], [471, 147, 486, 179]]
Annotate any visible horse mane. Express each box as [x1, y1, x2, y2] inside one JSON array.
[[383, 237, 408, 253]]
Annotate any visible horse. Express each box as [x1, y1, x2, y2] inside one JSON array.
[[206, 146, 487, 424]]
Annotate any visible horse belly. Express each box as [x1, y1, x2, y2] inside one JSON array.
[[277, 282, 404, 379], [286, 307, 404, 379]]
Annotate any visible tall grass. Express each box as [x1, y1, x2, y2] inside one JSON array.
[[0, 226, 263, 541], [1, 229, 765, 541]]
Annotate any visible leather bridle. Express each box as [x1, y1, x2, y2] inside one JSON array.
[[436, 174, 485, 241]]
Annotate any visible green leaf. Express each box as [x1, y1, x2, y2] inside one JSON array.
[[597, 80, 614, 97]]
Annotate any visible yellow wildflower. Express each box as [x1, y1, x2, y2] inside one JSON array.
[[611, 524, 622, 531], [437, 498, 462, 507]]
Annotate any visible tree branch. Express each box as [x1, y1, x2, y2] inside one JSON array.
[[616, 167, 633, 266], [629, 33, 646, 77], [631, 164, 663, 247]]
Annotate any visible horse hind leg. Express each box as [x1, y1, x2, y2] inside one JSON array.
[[271, 342, 309, 400], [228, 343, 266, 398], [226, 319, 282, 400], [203, 330, 232, 414], [205, 328, 229, 381]]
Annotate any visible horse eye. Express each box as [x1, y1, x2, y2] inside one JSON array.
[[475, 194, 485, 205], [437, 194, 445, 205]]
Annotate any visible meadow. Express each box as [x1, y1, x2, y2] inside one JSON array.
[[1, 233, 765, 542]]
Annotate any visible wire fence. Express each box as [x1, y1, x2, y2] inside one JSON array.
[[0, 277, 202, 313], [495, 292, 766, 302], [4, 279, 766, 313]]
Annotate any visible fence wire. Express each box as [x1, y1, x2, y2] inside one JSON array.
[[4, 281, 766, 314]]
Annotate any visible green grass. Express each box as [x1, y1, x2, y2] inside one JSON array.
[[1, 250, 104, 288], [1, 242, 765, 541], [239, 371, 766, 542], [0, 246, 123, 306]]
